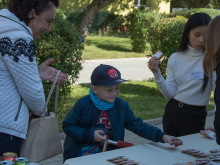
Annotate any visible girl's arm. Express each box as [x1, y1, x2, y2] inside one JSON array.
[[152, 56, 177, 100]]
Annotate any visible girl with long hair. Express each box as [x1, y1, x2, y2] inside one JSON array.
[[148, 13, 216, 137]]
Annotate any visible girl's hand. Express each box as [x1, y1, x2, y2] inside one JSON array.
[[94, 130, 107, 142], [162, 135, 183, 147], [206, 127, 215, 132], [148, 57, 159, 73]]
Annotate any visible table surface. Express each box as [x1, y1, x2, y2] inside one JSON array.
[[64, 133, 220, 165]]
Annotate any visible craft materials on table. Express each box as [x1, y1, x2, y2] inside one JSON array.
[[172, 149, 220, 165], [107, 156, 147, 165]]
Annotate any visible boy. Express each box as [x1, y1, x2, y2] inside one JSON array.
[[63, 64, 182, 162]]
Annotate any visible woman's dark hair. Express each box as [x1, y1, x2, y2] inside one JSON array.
[[8, 0, 59, 25], [178, 13, 211, 93], [177, 13, 211, 52]]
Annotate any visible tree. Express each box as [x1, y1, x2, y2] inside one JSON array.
[[77, 0, 117, 42]]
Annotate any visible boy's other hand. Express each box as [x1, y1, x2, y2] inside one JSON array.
[[94, 130, 107, 142], [162, 135, 183, 147]]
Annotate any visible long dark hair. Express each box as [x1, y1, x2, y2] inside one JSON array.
[[178, 13, 211, 93], [8, 0, 59, 25], [178, 13, 211, 52]]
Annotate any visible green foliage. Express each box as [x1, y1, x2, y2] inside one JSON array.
[[174, 8, 220, 19], [208, 0, 220, 9], [66, 9, 84, 28], [0, 0, 7, 9], [66, 10, 132, 35], [130, 10, 187, 78], [185, 8, 220, 19], [148, 16, 187, 78], [98, 13, 131, 32], [35, 9, 84, 111], [90, 11, 112, 33], [130, 10, 162, 52]]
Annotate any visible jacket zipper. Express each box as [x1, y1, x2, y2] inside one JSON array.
[[14, 98, 22, 121]]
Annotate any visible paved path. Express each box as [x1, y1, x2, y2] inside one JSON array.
[[74, 58, 153, 84], [39, 58, 215, 165]]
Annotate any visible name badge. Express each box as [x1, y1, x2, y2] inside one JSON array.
[[191, 71, 204, 80]]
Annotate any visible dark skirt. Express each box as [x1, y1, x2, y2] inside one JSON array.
[[163, 99, 207, 137]]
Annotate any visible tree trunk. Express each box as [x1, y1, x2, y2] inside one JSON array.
[[77, 0, 117, 42]]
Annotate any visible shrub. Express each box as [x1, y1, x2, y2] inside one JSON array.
[[0, 0, 7, 10], [66, 10, 112, 33], [66, 9, 84, 28], [147, 16, 187, 78], [130, 10, 162, 52], [35, 9, 84, 111], [66, 10, 131, 35], [173, 8, 220, 19], [185, 8, 220, 19]]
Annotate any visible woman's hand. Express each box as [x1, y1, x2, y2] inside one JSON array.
[[38, 58, 68, 83], [148, 57, 159, 73], [162, 135, 183, 147]]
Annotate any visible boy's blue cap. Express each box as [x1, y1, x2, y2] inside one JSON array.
[[91, 64, 128, 86]]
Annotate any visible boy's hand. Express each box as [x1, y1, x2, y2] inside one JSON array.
[[94, 130, 107, 142], [162, 135, 183, 147]]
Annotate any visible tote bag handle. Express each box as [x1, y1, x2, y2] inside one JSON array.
[[41, 70, 61, 115]]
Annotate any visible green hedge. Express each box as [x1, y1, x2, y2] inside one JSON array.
[[35, 9, 84, 111], [66, 10, 131, 34], [148, 16, 187, 78], [176, 8, 220, 19], [130, 10, 162, 52]]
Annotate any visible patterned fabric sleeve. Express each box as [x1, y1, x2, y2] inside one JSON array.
[[0, 36, 45, 116]]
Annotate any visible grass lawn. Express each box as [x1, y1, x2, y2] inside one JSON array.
[[56, 80, 214, 132], [82, 36, 149, 60]]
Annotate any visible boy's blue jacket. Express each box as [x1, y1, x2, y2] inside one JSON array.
[[63, 95, 165, 158]]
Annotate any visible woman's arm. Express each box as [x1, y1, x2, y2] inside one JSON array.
[[3, 49, 45, 115]]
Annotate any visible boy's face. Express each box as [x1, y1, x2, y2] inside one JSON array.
[[92, 84, 120, 103]]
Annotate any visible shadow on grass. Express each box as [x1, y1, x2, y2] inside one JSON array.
[[96, 44, 131, 52], [85, 38, 132, 52], [78, 82, 163, 97]]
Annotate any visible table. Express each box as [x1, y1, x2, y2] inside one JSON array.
[[64, 133, 220, 165]]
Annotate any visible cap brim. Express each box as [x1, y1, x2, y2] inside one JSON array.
[[102, 79, 128, 86]]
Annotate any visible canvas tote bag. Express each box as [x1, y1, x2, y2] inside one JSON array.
[[21, 70, 63, 163]]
